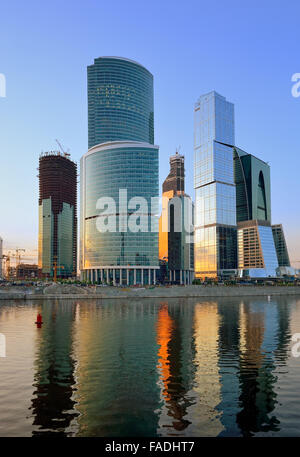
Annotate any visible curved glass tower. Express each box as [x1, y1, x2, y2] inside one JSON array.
[[81, 57, 159, 285], [88, 57, 154, 148]]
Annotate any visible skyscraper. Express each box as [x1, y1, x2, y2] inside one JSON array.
[[159, 152, 194, 284], [81, 57, 159, 285], [233, 147, 271, 223], [38, 152, 77, 278], [233, 147, 282, 278], [87, 57, 154, 149], [272, 224, 291, 267], [194, 91, 237, 279], [162, 151, 185, 195], [237, 220, 279, 278]]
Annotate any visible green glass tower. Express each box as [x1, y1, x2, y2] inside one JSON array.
[[272, 224, 291, 267], [233, 147, 271, 223]]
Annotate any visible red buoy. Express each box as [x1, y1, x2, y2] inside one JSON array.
[[35, 313, 43, 327]]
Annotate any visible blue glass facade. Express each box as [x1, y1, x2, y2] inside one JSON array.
[[81, 57, 159, 284], [81, 142, 159, 268], [194, 91, 237, 278], [237, 220, 278, 278], [88, 57, 154, 148]]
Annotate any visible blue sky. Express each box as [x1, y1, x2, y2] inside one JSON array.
[[0, 0, 299, 266]]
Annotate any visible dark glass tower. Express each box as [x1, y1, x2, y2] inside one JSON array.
[[233, 147, 271, 223], [38, 153, 77, 278], [87, 57, 154, 148], [272, 224, 291, 267]]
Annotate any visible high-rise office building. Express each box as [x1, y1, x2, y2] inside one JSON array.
[[159, 152, 194, 284], [272, 224, 291, 267], [194, 91, 237, 279], [237, 220, 279, 278], [233, 147, 271, 223], [38, 152, 77, 278], [87, 56, 154, 149], [81, 57, 159, 285], [233, 147, 287, 278]]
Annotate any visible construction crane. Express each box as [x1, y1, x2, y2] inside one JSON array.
[[2, 254, 12, 279], [2, 255, 10, 279], [15, 248, 25, 267], [55, 139, 70, 157], [53, 256, 64, 283]]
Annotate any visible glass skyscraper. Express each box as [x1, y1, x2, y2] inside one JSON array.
[[233, 147, 271, 223], [194, 91, 237, 279], [87, 57, 154, 149], [272, 224, 291, 267], [233, 147, 284, 278], [237, 220, 279, 278], [81, 57, 159, 285]]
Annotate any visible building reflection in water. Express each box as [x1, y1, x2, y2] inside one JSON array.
[[28, 297, 293, 437], [190, 302, 224, 436], [216, 300, 241, 436], [155, 297, 292, 436], [236, 299, 290, 436], [73, 300, 161, 437], [156, 301, 195, 435], [30, 301, 79, 436]]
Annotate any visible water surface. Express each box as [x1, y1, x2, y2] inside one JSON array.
[[0, 296, 300, 437]]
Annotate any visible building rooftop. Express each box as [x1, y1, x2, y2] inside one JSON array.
[[91, 56, 152, 75]]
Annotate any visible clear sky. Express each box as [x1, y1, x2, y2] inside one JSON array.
[[0, 0, 299, 266]]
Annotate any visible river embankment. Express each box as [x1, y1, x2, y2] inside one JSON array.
[[0, 283, 300, 300]]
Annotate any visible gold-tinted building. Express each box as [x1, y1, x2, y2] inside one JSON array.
[[159, 152, 194, 284]]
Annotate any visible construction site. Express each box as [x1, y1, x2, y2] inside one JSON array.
[[1, 247, 38, 280]]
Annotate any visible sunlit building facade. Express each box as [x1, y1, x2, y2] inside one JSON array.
[[159, 152, 194, 284], [194, 91, 237, 279], [81, 57, 159, 284], [38, 153, 77, 278], [237, 220, 278, 278]]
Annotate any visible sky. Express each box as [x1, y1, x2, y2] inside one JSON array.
[[0, 0, 299, 267]]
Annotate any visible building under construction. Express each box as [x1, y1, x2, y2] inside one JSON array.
[[38, 152, 77, 278], [159, 152, 194, 284], [16, 263, 38, 280]]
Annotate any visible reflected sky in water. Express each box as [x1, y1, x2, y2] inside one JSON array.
[[0, 296, 300, 437]]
